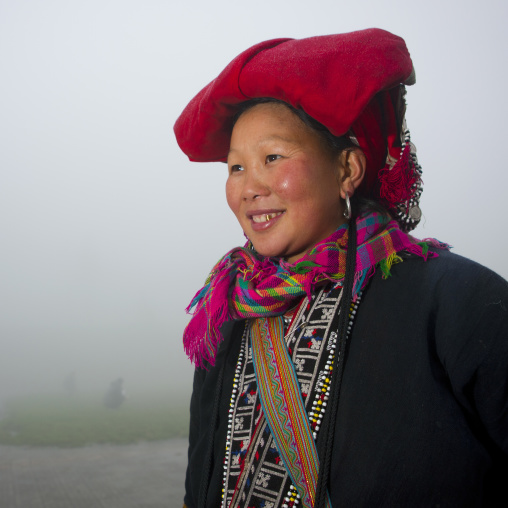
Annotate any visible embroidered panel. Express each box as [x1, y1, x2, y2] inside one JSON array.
[[222, 283, 345, 508]]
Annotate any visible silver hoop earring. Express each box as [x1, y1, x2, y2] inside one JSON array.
[[343, 192, 352, 220]]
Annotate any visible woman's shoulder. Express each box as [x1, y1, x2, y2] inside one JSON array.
[[362, 247, 508, 341], [366, 247, 508, 369], [426, 247, 505, 276], [392, 247, 508, 297]]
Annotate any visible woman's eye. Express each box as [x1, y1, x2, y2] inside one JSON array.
[[266, 154, 281, 163], [229, 164, 244, 173]]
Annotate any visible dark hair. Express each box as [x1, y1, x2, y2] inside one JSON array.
[[232, 97, 390, 219]]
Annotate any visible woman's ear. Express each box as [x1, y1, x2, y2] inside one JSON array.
[[338, 149, 366, 199]]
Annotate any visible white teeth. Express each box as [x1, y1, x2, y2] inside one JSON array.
[[252, 212, 282, 223]]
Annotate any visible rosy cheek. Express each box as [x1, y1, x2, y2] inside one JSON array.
[[278, 177, 290, 192], [276, 163, 310, 198]]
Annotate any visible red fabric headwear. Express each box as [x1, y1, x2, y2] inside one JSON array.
[[174, 28, 423, 231]]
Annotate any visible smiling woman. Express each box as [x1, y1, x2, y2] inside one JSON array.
[[174, 29, 508, 508], [226, 101, 362, 263]]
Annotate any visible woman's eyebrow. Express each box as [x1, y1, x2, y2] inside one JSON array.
[[228, 135, 296, 157]]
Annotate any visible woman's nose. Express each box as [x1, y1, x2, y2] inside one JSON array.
[[242, 167, 269, 201]]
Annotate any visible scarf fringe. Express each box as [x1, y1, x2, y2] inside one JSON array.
[[184, 301, 231, 368], [184, 258, 234, 368], [379, 253, 403, 278]]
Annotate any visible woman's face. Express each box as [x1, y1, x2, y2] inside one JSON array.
[[226, 103, 346, 263]]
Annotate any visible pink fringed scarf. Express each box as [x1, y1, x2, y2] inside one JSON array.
[[184, 212, 447, 367]]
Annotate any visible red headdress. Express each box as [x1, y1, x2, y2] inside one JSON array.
[[174, 28, 423, 231]]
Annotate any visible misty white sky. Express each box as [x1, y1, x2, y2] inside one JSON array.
[[1, 0, 507, 399]]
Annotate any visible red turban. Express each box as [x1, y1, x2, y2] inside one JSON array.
[[174, 28, 422, 231]]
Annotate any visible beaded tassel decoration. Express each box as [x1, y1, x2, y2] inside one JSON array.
[[379, 128, 423, 232], [377, 86, 423, 233]]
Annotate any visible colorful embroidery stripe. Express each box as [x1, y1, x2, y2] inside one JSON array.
[[251, 317, 331, 508]]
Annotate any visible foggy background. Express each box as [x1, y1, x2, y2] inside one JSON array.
[[1, 0, 507, 404]]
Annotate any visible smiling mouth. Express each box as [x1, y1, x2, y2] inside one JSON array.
[[251, 212, 284, 223]]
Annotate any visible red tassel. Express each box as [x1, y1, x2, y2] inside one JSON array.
[[378, 144, 420, 207]]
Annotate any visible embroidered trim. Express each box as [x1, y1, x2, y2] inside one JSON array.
[[223, 323, 249, 505], [251, 316, 326, 507], [221, 285, 362, 507]]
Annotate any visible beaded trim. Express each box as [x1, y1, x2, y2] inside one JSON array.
[[281, 295, 361, 508], [309, 293, 360, 441], [223, 323, 248, 502], [221, 286, 362, 507]]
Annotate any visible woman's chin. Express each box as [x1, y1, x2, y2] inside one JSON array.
[[251, 244, 285, 259], [251, 244, 304, 263]]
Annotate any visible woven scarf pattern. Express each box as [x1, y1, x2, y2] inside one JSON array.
[[184, 212, 446, 367]]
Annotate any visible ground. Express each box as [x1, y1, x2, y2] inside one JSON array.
[[0, 438, 187, 507]]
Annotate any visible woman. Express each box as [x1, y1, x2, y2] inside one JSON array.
[[174, 29, 508, 507]]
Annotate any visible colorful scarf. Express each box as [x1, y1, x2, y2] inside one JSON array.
[[184, 212, 447, 367]]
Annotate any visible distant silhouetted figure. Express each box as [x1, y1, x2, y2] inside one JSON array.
[[104, 377, 126, 409], [63, 371, 77, 396]]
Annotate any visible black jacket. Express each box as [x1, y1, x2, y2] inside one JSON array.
[[184, 250, 508, 507]]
